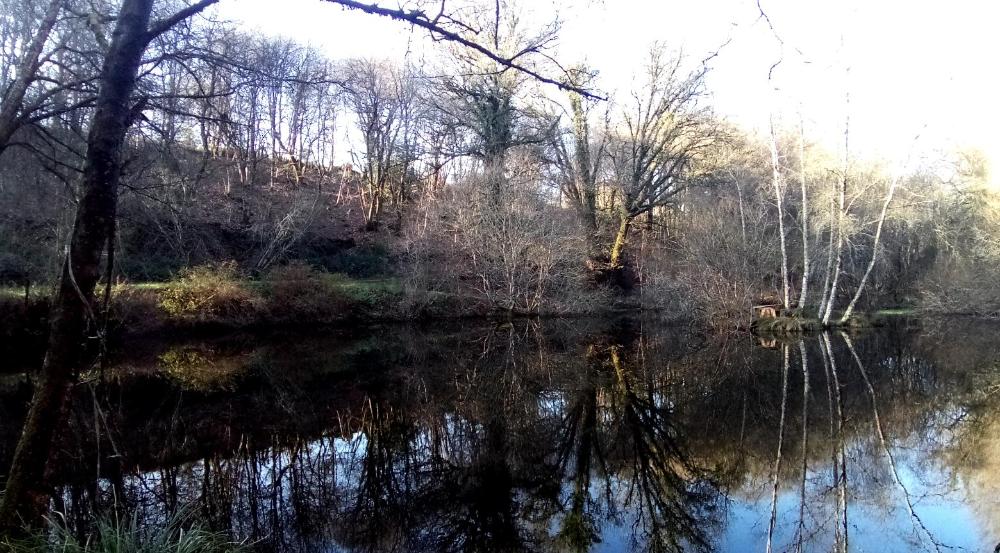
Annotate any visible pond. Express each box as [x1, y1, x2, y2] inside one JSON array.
[[1, 317, 999, 552]]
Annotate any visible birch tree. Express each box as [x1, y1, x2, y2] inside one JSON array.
[[767, 114, 790, 308], [820, 81, 850, 325], [796, 115, 810, 309]]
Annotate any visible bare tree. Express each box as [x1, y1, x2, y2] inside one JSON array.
[[838, 130, 921, 323], [320, 0, 598, 99], [345, 59, 414, 230], [767, 112, 790, 308], [820, 85, 849, 325], [796, 114, 810, 309], [455, 160, 587, 314], [549, 66, 607, 251], [606, 47, 714, 272], [0, 0, 99, 155]]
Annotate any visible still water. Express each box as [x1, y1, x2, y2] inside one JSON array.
[[1, 317, 999, 552]]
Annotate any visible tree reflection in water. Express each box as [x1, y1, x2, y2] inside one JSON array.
[[0, 318, 998, 552]]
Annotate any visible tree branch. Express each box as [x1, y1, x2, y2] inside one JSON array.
[[146, 0, 220, 40], [321, 0, 605, 100]]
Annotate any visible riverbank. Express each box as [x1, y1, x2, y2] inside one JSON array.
[[0, 266, 464, 359], [749, 309, 922, 336], [2, 263, 982, 370], [0, 263, 646, 368]]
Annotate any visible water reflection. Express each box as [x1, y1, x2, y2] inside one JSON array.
[[1, 318, 999, 552]]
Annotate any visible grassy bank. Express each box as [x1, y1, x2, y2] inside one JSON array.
[[0, 262, 498, 356], [1, 261, 933, 361]]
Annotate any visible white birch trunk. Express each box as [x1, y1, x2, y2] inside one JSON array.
[[838, 173, 901, 323], [817, 186, 836, 318], [822, 79, 850, 326], [797, 115, 810, 309], [822, 178, 846, 326], [769, 116, 790, 309]]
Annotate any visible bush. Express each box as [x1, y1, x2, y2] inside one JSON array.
[[263, 261, 347, 323], [158, 262, 256, 323]]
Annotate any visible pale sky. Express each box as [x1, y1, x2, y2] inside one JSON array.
[[215, 0, 999, 182]]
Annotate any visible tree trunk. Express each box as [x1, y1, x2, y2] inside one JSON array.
[[609, 214, 632, 269], [0, 0, 155, 531], [768, 117, 790, 309], [797, 116, 810, 309], [765, 344, 789, 553], [821, 177, 846, 326], [796, 339, 809, 552], [820, 332, 848, 552], [822, 88, 850, 326], [838, 173, 900, 323], [816, 188, 836, 318], [575, 196, 600, 258], [570, 91, 598, 237], [574, 166, 597, 226]]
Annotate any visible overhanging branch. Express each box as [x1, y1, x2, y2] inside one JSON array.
[[321, 0, 606, 101]]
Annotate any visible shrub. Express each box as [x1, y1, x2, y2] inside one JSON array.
[[158, 262, 256, 323]]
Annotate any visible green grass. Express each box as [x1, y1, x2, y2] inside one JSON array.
[[111, 272, 401, 312], [0, 286, 43, 299], [2, 509, 248, 553], [2, 270, 410, 339], [324, 274, 401, 303], [124, 274, 398, 295], [874, 307, 917, 316]]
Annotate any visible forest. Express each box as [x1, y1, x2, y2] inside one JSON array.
[[0, 0, 998, 549], [0, 0, 995, 331]]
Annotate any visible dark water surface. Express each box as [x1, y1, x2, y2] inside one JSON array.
[[1, 318, 999, 552]]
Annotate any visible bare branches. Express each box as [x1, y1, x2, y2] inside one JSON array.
[[0, 0, 65, 152], [610, 48, 714, 220], [146, 0, 220, 41], [321, 0, 605, 100]]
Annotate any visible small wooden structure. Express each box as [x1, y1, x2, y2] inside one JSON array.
[[752, 303, 783, 320]]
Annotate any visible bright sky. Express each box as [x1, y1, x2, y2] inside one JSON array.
[[216, 0, 999, 182]]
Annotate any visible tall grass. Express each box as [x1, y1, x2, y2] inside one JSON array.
[[2, 509, 248, 553]]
